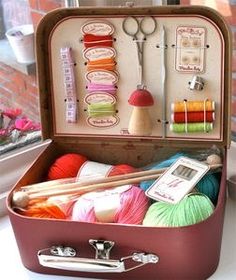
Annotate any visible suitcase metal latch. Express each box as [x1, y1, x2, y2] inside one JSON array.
[[38, 239, 159, 273]]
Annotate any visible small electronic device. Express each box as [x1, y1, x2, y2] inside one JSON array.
[[145, 157, 210, 204]]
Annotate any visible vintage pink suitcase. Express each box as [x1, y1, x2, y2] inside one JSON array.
[[7, 5, 232, 280]]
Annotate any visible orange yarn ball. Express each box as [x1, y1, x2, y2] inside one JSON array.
[[47, 153, 88, 180]]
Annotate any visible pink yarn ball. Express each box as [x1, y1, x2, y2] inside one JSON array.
[[71, 185, 149, 225]]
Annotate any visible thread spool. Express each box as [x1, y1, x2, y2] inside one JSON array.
[[171, 100, 215, 112], [143, 193, 214, 227], [71, 185, 149, 224], [170, 122, 213, 133], [171, 111, 215, 123]]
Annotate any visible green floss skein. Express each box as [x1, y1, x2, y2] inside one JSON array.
[[170, 122, 213, 133], [143, 193, 214, 227], [87, 103, 116, 117]]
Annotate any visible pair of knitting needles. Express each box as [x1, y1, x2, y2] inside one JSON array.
[[12, 154, 222, 209]]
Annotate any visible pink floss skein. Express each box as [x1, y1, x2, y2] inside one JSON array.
[[71, 185, 149, 225], [87, 82, 117, 94]]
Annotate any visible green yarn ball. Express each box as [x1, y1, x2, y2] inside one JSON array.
[[143, 193, 214, 227]]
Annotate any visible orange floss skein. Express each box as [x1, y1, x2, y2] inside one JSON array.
[[86, 58, 116, 71]]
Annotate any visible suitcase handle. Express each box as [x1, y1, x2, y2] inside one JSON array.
[[37, 240, 159, 273]]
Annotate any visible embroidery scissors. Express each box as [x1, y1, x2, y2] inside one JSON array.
[[122, 16, 157, 88]]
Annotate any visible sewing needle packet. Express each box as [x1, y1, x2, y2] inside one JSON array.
[[145, 157, 210, 204]]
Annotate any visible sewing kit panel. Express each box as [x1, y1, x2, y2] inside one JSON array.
[[49, 13, 226, 143]]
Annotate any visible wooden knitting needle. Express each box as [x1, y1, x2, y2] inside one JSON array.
[[12, 171, 164, 208], [12, 155, 222, 208], [21, 167, 168, 195]]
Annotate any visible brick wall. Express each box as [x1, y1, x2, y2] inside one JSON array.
[[0, 0, 63, 123], [29, 0, 62, 27], [180, 0, 236, 139], [0, 63, 39, 121]]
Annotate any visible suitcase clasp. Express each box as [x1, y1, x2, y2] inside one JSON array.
[[38, 240, 159, 273]]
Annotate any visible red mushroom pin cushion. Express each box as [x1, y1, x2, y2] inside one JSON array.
[[128, 88, 154, 136]]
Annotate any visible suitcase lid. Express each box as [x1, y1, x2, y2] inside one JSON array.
[[36, 6, 232, 148]]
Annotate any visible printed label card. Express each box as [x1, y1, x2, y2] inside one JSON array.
[[175, 26, 206, 73], [145, 157, 210, 204]]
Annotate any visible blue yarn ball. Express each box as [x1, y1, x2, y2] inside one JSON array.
[[140, 153, 185, 191], [196, 173, 220, 204]]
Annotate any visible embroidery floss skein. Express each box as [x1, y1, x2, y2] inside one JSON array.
[[87, 82, 117, 94], [83, 34, 113, 48], [87, 103, 116, 117], [86, 58, 116, 71], [143, 193, 214, 227]]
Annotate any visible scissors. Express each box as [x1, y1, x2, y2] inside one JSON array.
[[122, 16, 157, 88]]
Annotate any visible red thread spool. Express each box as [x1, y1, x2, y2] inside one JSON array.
[[172, 111, 215, 123], [83, 34, 113, 48]]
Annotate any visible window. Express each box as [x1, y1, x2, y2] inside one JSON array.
[[0, 0, 41, 158]]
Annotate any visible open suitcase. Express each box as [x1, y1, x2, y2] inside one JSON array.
[[7, 5, 232, 280]]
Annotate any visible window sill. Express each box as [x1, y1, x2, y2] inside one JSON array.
[[0, 39, 35, 75], [0, 139, 51, 216]]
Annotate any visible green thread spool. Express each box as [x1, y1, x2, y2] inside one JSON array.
[[87, 103, 116, 117], [170, 122, 213, 133], [143, 193, 214, 227]]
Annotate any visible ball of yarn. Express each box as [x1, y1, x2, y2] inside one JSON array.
[[143, 193, 214, 227], [47, 153, 88, 180], [17, 198, 66, 219], [108, 164, 136, 176], [195, 173, 220, 204], [71, 185, 149, 225], [140, 153, 185, 191], [47, 195, 78, 219]]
